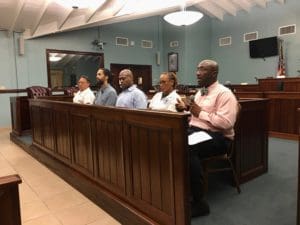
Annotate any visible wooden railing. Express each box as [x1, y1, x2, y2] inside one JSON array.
[[13, 98, 269, 225], [0, 174, 22, 225], [28, 99, 190, 225]]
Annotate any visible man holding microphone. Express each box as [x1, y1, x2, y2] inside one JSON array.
[[176, 59, 238, 217]]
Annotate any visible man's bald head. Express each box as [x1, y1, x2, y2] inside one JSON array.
[[196, 59, 219, 88], [119, 69, 134, 89]]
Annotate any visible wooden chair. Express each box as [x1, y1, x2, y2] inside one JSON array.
[[201, 103, 242, 194], [63, 86, 78, 96]]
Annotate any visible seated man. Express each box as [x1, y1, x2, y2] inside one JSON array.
[[94, 68, 117, 106], [116, 69, 147, 109], [149, 72, 181, 112], [73, 75, 95, 104], [176, 59, 238, 217]]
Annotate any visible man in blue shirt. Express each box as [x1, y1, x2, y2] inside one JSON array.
[[94, 68, 117, 106], [116, 69, 147, 109]]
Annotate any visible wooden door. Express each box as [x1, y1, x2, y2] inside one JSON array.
[[110, 63, 152, 94]]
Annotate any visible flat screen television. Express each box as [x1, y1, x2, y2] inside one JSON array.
[[249, 36, 278, 58]]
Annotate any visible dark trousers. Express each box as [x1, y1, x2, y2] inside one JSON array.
[[188, 126, 230, 201]]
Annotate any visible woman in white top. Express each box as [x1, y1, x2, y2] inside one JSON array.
[[73, 75, 95, 104], [149, 72, 181, 112]]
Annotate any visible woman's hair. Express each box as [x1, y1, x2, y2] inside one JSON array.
[[161, 72, 178, 88]]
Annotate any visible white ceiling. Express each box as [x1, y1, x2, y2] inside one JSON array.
[[0, 0, 285, 39]]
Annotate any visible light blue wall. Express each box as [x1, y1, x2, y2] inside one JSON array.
[[0, 16, 166, 127], [162, 15, 211, 85], [100, 16, 163, 83], [211, 0, 300, 84]]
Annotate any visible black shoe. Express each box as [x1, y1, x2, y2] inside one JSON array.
[[191, 199, 210, 217]]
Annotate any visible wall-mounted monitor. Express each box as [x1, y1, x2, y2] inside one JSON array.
[[249, 36, 278, 58]]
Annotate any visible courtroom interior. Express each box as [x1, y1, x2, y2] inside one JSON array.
[[0, 0, 300, 225]]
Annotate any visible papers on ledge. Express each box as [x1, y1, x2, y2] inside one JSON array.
[[188, 131, 212, 145]]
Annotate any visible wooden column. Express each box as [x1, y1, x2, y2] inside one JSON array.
[[0, 174, 22, 225]]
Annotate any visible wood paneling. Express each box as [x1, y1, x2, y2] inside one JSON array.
[[71, 112, 94, 176], [93, 116, 124, 195], [27, 100, 190, 225], [23, 98, 268, 225], [0, 174, 22, 225], [54, 109, 71, 162], [264, 92, 300, 140], [236, 99, 268, 183], [258, 77, 300, 92], [10, 96, 31, 136]]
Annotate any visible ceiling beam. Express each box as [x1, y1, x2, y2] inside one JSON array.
[[57, 8, 74, 30], [212, 0, 237, 16], [7, 0, 26, 36], [25, 21, 58, 39], [252, 0, 267, 8], [231, 0, 251, 12], [85, 0, 107, 23], [31, 0, 52, 36], [195, 1, 224, 21]]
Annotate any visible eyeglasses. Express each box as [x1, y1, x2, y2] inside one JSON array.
[[77, 81, 88, 84]]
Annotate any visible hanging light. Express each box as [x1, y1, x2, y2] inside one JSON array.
[[164, 10, 203, 26], [49, 53, 63, 62], [49, 56, 62, 62]]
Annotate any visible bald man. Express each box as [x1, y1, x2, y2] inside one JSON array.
[[116, 69, 147, 109], [176, 59, 238, 217]]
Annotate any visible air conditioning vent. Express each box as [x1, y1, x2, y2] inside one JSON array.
[[244, 31, 258, 42], [219, 36, 231, 46], [116, 37, 128, 46], [170, 41, 179, 48], [141, 40, 153, 48], [279, 24, 296, 36]]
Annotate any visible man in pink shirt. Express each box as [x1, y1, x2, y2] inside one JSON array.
[[176, 59, 238, 217]]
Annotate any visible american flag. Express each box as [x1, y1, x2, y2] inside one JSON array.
[[276, 39, 286, 77]]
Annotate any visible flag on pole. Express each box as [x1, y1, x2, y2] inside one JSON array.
[[276, 39, 286, 77]]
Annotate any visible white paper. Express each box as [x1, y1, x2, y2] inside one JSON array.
[[188, 131, 212, 145]]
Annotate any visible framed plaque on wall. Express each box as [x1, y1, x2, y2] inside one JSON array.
[[168, 52, 178, 72]]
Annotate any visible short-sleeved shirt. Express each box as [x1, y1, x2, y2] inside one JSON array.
[[149, 90, 180, 112], [94, 84, 117, 106], [116, 85, 147, 109], [73, 87, 95, 104]]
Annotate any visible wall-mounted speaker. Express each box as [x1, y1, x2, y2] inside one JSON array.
[[18, 35, 25, 56], [156, 52, 160, 66]]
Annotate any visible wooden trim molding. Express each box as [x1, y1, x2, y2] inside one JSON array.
[[0, 89, 26, 94]]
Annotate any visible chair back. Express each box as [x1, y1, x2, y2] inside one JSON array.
[[64, 87, 78, 96], [26, 86, 52, 99], [228, 103, 242, 158]]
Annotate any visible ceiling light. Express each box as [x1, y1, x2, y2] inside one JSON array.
[[164, 10, 203, 26], [55, 0, 105, 9], [49, 56, 62, 62]]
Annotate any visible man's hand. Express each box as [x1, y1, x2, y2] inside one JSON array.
[[176, 98, 186, 112], [190, 101, 201, 117]]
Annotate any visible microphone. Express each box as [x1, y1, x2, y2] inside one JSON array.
[[189, 95, 195, 104]]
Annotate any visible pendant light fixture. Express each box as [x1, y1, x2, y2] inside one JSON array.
[[163, 2, 203, 26]]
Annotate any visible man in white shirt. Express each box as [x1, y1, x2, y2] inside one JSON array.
[[73, 75, 95, 104]]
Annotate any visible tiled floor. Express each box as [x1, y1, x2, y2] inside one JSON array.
[[0, 128, 120, 225]]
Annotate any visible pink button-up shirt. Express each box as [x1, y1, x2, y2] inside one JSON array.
[[189, 81, 238, 140]]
